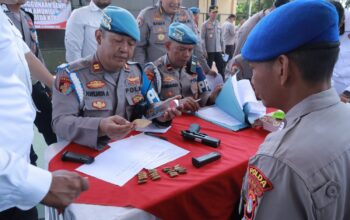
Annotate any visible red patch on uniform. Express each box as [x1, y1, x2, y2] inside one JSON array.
[[127, 76, 140, 86], [132, 94, 144, 104], [86, 80, 106, 89], [145, 69, 155, 81], [244, 165, 273, 220], [92, 62, 102, 73], [92, 100, 107, 109], [58, 77, 72, 95]]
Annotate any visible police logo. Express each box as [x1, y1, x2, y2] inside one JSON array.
[[92, 62, 102, 73], [127, 76, 140, 85], [101, 13, 112, 30], [171, 28, 185, 42], [58, 77, 72, 95], [86, 80, 106, 89], [145, 68, 155, 82], [158, 34, 165, 41], [132, 94, 144, 104], [92, 100, 107, 109], [163, 75, 174, 82]]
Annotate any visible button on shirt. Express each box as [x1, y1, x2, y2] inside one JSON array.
[[65, 1, 102, 62], [0, 8, 52, 211]]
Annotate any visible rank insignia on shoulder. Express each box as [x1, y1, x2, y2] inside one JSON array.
[[86, 80, 106, 89], [58, 76, 73, 95], [127, 76, 140, 85], [145, 68, 155, 82], [166, 64, 173, 71], [92, 62, 103, 73], [92, 100, 107, 109], [132, 94, 144, 104]]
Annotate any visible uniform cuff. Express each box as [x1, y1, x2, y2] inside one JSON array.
[[17, 165, 52, 210]]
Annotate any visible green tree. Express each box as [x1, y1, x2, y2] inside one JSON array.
[[236, 0, 274, 24]]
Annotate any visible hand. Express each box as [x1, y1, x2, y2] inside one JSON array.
[[340, 93, 350, 103], [179, 97, 200, 112], [99, 115, 135, 140], [204, 52, 208, 59], [208, 84, 223, 105], [41, 170, 89, 209], [157, 95, 182, 122], [207, 70, 218, 76]]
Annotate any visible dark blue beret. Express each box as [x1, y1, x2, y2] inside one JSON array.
[[168, 22, 198, 45], [100, 6, 140, 41], [242, 0, 339, 62], [189, 7, 200, 15]]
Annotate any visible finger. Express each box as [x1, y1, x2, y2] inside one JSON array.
[[81, 177, 89, 191], [166, 95, 182, 101], [111, 115, 130, 125]]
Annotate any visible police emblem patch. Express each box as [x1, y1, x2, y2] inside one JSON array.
[[92, 100, 107, 109], [92, 62, 102, 73], [58, 77, 72, 95], [145, 68, 155, 82], [163, 75, 174, 82], [127, 76, 140, 85], [244, 165, 273, 220], [132, 94, 144, 104], [86, 80, 106, 89]]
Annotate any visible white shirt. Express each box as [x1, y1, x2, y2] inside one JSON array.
[[65, 1, 103, 62], [0, 8, 52, 212], [222, 20, 235, 46], [332, 9, 350, 94]]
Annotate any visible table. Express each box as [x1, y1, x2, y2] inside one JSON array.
[[47, 114, 268, 220]]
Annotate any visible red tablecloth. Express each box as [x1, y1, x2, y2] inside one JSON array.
[[49, 115, 268, 220]]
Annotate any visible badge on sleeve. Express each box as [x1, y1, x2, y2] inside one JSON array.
[[57, 76, 73, 95], [244, 165, 273, 220], [132, 94, 144, 104]]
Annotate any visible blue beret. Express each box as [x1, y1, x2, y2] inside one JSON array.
[[242, 0, 339, 62], [168, 22, 198, 45], [100, 6, 140, 41], [189, 7, 200, 15]]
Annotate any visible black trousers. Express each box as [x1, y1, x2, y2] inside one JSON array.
[[0, 207, 38, 220], [207, 52, 225, 79], [225, 45, 235, 62]]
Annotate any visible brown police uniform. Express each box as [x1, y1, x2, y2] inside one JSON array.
[[150, 55, 211, 107], [52, 55, 147, 150]]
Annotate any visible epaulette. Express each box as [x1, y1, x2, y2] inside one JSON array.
[[67, 57, 91, 73]]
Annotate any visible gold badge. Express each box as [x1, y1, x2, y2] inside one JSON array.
[[158, 34, 165, 41], [92, 100, 107, 109], [86, 80, 106, 89], [163, 75, 174, 82], [127, 76, 140, 85], [58, 77, 72, 95], [92, 62, 102, 73], [132, 94, 144, 104]]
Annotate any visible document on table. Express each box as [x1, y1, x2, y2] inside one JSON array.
[[135, 123, 171, 133], [76, 133, 189, 186]]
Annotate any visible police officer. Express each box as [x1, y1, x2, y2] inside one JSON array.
[[201, 5, 225, 79], [3, 1, 57, 147], [134, 0, 217, 77], [144, 22, 221, 112], [239, 1, 350, 219], [52, 6, 180, 150], [189, 6, 200, 29], [224, 54, 252, 81]]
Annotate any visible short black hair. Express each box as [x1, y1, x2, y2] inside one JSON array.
[[286, 44, 339, 84], [274, 0, 290, 7], [228, 14, 236, 19], [330, 0, 345, 35]]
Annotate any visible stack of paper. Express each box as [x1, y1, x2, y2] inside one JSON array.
[[77, 133, 188, 186], [196, 75, 265, 131]]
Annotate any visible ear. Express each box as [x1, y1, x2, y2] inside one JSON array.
[[95, 29, 102, 45], [275, 55, 290, 87]]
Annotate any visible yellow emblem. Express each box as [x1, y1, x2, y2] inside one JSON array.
[[158, 34, 165, 41], [92, 100, 107, 109], [86, 80, 106, 89]]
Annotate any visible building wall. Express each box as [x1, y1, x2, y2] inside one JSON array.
[[198, 0, 237, 28]]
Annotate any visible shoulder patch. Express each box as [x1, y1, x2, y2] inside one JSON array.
[[57, 76, 73, 95]]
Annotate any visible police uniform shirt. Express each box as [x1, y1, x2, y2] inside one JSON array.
[[222, 20, 235, 47], [152, 55, 211, 107], [52, 55, 146, 149], [201, 19, 224, 53], [232, 10, 265, 57], [134, 5, 211, 73], [240, 89, 350, 220], [224, 54, 252, 81], [0, 8, 52, 211], [65, 1, 103, 62]]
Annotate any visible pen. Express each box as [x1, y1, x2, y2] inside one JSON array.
[[144, 132, 168, 141], [195, 98, 201, 103]]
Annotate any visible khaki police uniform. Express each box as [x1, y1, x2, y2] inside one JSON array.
[[134, 5, 210, 73], [224, 54, 252, 81], [201, 19, 225, 77], [150, 55, 211, 107], [52, 55, 149, 150], [240, 89, 350, 220]]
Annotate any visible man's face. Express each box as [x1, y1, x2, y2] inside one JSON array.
[[167, 41, 194, 68], [93, 0, 111, 9], [209, 11, 218, 20], [96, 30, 136, 72], [250, 61, 282, 107], [161, 0, 181, 14], [193, 14, 199, 24]]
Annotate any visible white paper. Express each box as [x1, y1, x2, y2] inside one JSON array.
[[135, 123, 171, 133], [76, 133, 189, 186], [196, 106, 243, 127]]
